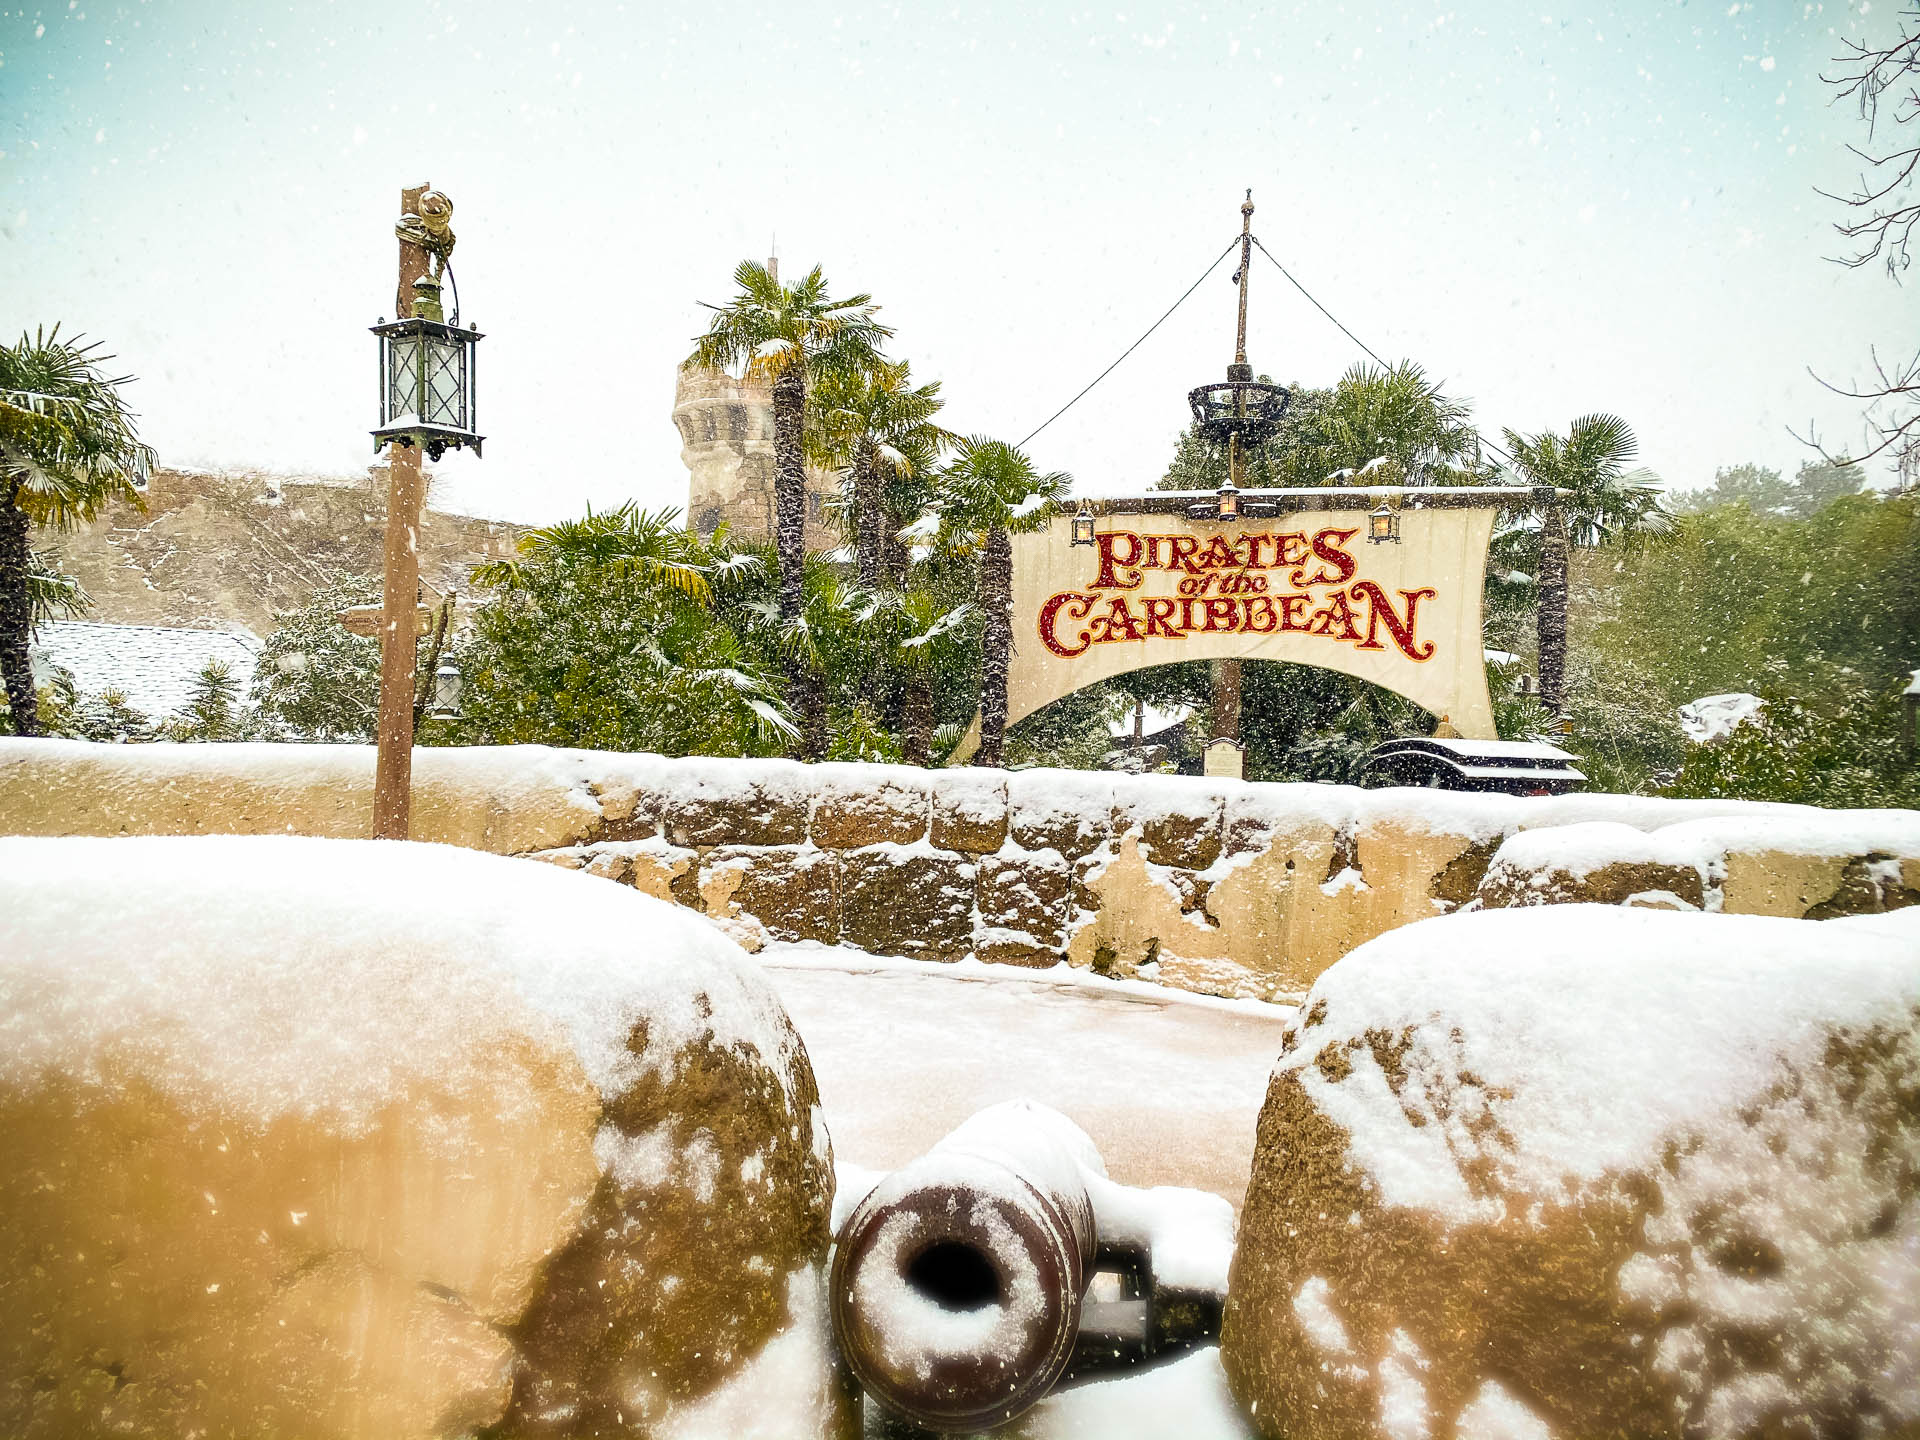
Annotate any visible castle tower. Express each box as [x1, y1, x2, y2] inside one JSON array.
[[672, 367, 840, 550]]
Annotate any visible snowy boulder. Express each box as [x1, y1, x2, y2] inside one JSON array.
[[0, 836, 846, 1440], [1222, 905, 1920, 1440], [1679, 692, 1766, 744], [1475, 820, 1709, 910]]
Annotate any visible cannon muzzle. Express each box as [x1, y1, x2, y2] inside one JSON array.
[[829, 1101, 1228, 1433]]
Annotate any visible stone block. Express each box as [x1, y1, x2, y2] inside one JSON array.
[[702, 844, 840, 944], [807, 764, 931, 849], [1475, 821, 1708, 911], [1112, 774, 1227, 870], [975, 849, 1072, 954], [1222, 905, 1920, 1440], [930, 768, 1009, 854], [837, 844, 975, 960], [665, 761, 812, 848], [1007, 770, 1113, 857]]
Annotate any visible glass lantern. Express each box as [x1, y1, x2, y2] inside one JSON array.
[[372, 282, 483, 461], [1070, 501, 1097, 546], [1368, 498, 1402, 544], [428, 659, 464, 721]]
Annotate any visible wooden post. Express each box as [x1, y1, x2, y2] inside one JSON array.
[[373, 181, 432, 841], [1208, 192, 1258, 779]]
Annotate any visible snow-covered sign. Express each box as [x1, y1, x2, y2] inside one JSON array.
[[954, 488, 1527, 758], [1677, 692, 1766, 744]]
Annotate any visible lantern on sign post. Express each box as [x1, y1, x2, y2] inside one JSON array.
[[372, 275, 484, 461], [1368, 495, 1402, 544], [1070, 500, 1097, 546]]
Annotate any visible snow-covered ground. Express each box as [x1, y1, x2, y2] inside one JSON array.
[[761, 945, 1296, 1209]]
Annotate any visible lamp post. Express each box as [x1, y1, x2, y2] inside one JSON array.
[[369, 182, 483, 840], [1185, 192, 1290, 779]]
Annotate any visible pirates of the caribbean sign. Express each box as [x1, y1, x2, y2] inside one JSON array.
[[954, 489, 1518, 759]]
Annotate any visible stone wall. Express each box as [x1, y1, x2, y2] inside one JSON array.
[[3, 740, 1916, 1002]]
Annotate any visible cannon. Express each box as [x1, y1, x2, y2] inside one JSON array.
[[829, 1101, 1231, 1433]]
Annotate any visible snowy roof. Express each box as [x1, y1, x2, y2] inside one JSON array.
[[30, 621, 262, 721], [1107, 703, 1194, 739]]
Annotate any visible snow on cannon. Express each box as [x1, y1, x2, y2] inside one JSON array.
[[829, 1100, 1233, 1433]]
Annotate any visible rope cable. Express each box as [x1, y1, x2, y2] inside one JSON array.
[[1249, 235, 1520, 472], [1017, 236, 1240, 448]]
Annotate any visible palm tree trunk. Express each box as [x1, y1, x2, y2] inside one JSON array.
[[770, 366, 815, 758], [794, 666, 828, 761], [904, 670, 933, 766], [976, 526, 1013, 768], [771, 367, 807, 622], [1537, 498, 1569, 715], [855, 450, 885, 589], [0, 487, 39, 737]]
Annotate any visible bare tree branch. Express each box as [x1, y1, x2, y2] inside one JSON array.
[[1822, 8, 1920, 276]]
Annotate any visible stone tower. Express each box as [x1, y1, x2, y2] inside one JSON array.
[[671, 367, 840, 550]]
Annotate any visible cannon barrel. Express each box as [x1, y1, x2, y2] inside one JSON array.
[[829, 1101, 1228, 1433]]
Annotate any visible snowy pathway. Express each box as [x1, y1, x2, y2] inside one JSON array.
[[760, 946, 1295, 1209]]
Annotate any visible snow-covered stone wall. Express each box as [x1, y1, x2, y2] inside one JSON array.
[[3, 740, 1916, 1002]]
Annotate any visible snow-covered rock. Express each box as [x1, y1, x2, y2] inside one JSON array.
[[0, 836, 844, 1440], [1678, 692, 1766, 744], [1223, 905, 1920, 1440]]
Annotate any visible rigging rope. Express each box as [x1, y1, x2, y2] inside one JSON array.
[[1249, 235, 1520, 472], [1017, 236, 1240, 448]]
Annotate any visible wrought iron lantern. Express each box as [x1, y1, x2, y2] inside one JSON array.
[[372, 275, 484, 461], [1070, 500, 1097, 546], [1368, 496, 1402, 544], [428, 658, 464, 721]]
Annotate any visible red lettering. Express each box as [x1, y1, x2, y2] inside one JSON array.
[[1038, 591, 1097, 658], [1243, 596, 1277, 633], [1092, 530, 1143, 589], [1243, 533, 1272, 568], [1201, 536, 1240, 570], [1310, 591, 1364, 642], [1099, 596, 1145, 642], [1307, 528, 1359, 585], [1143, 597, 1179, 637], [1166, 536, 1203, 574], [1277, 593, 1310, 631], [1352, 583, 1437, 660], [1202, 598, 1239, 631]]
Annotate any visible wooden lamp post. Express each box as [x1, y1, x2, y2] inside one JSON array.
[[368, 182, 483, 839]]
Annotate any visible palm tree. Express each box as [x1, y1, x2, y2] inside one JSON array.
[[685, 262, 890, 619], [686, 263, 888, 758], [935, 437, 1071, 768], [853, 584, 978, 765], [1303, 360, 1477, 484], [465, 504, 795, 755], [810, 358, 952, 587], [0, 327, 153, 735], [1500, 413, 1669, 713]]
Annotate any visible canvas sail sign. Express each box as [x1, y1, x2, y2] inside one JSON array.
[[952, 489, 1518, 760]]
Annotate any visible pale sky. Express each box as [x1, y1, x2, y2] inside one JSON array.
[[3, 0, 1911, 523]]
